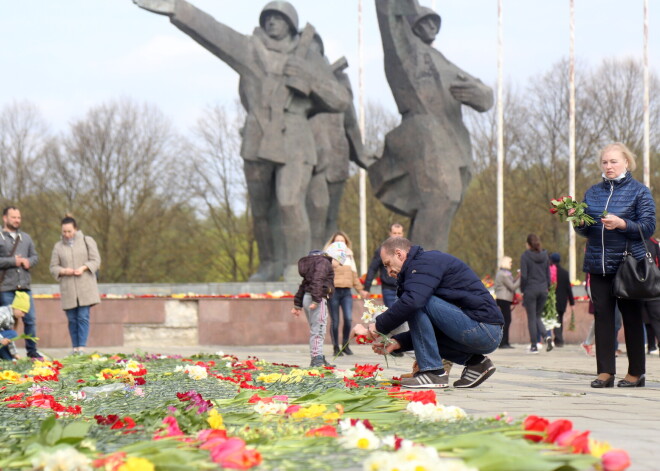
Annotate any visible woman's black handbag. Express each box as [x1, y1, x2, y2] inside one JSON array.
[[613, 227, 660, 299]]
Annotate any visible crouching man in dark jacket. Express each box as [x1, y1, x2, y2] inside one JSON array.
[[353, 237, 503, 389]]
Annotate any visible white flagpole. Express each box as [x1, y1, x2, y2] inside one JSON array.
[[358, 0, 368, 274], [569, 0, 577, 282], [643, 0, 650, 188], [496, 0, 504, 268]]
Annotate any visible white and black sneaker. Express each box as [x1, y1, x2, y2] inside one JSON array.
[[400, 371, 448, 389], [453, 357, 496, 388]]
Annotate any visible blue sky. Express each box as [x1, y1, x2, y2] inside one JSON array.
[[0, 0, 656, 133]]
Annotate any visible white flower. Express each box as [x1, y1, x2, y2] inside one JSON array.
[[184, 365, 208, 380], [333, 369, 356, 379], [362, 299, 387, 324], [69, 391, 86, 401], [362, 443, 477, 471], [338, 419, 381, 450], [253, 401, 288, 415], [406, 402, 467, 423], [32, 446, 92, 471], [215, 350, 224, 357]]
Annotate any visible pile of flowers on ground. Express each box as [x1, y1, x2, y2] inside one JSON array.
[[0, 352, 629, 470]]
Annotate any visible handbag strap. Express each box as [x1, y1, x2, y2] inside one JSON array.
[[624, 226, 651, 256]]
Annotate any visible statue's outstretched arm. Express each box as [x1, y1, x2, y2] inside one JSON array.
[[133, 0, 175, 16], [133, 0, 251, 76]]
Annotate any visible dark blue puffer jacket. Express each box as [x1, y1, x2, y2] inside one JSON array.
[[374, 246, 503, 336], [575, 172, 656, 275]]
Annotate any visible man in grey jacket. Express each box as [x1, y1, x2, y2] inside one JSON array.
[[0, 207, 40, 358]]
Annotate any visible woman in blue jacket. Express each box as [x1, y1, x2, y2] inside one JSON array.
[[575, 142, 655, 388]]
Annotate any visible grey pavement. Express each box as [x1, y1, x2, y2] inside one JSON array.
[[41, 343, 660, 471]]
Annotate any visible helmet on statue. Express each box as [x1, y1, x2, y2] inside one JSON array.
[[259, 1, 299, 33]]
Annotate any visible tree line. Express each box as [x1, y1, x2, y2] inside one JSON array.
[[0, 58, 657, 284]]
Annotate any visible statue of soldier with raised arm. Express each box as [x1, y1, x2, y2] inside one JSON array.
[[133, 0, 351, 281], [370, 0, 494, 251]]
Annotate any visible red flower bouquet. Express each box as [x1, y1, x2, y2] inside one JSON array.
[[550, 196, 596, 227]]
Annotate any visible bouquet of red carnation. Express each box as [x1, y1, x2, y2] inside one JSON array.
[[549, 196, 596, 227]]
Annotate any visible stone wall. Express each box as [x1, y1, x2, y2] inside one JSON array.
[[27, 297, 602, 348]]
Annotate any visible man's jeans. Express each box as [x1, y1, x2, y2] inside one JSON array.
[[408, 296, 502, 371], [65, 305, 91, 348], [0, 291, 37, 356]]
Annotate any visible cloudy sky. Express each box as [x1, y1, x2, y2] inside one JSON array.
[[0, 0, 656, 133]]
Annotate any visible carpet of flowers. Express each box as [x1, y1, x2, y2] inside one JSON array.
[[0, 352, 630, 471]]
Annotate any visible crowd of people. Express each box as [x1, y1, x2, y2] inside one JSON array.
[[3, 140, 657, 395], [292, 142, 659, 390]]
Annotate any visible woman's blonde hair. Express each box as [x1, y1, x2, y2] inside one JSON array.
[[500, 256, 512, 268], [325, 230, 353, 250], [600, 142, 637, 172]]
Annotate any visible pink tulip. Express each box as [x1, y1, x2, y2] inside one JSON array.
[[555, 429, 590, 454], [209, 437, 262, 469], [601, 449, 631, 471]]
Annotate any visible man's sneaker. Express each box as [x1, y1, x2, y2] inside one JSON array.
[[400, 371, 448, 389], [310, 355, 335, 368], [453, 357, 496, 388], [649, 348, 659, 355], [546, 337, 554, 352], [528, 345, 539, 354]]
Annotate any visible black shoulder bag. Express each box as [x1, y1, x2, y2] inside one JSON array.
[[612, 226, 660, 299]]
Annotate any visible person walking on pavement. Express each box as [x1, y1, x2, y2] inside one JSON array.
[[324, 231, 363, 357], [494, 255, 520, 349], [520, 234, 551, 354]]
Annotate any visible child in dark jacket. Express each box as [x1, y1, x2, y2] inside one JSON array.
[[292, 242, 347, 367]]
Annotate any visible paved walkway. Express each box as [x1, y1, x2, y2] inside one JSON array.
[[41, 343, 660, 471]]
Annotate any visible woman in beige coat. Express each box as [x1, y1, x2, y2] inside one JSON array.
[[325, 231, 364, 357], [49, 217, 101, 355]]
